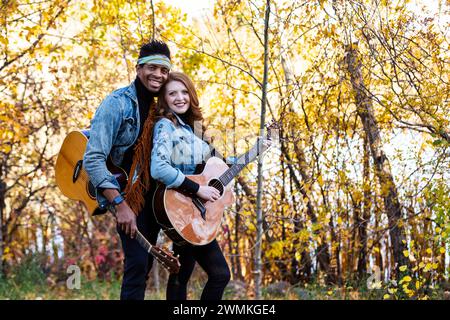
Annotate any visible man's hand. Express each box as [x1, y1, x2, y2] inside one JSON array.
[[196, 185, 220, 202], [115, 202, 137, 238], [102, 189, 137, 238]]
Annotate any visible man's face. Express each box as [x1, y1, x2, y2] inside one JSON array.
[[136, 63, 169, 93]]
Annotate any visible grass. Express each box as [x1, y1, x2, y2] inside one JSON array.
[[0, 255, 122, 300], [1, 257, 448, 300]]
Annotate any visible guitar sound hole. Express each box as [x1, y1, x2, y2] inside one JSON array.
[[208, 179, 224, 196]]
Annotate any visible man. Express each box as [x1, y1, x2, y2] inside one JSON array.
[[83, 40, 171, 300]]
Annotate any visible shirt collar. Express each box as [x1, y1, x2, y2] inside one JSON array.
[[172, 111, 187, 127]]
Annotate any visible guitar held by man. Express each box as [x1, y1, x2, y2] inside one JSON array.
[[55, 130, 180, 274]]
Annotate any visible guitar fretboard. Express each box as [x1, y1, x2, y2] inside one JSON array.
[[135, 230, 152, 253], [219, 137, 268, 186]]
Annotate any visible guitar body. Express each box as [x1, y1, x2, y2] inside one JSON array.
[[55, 130, 128, 215], [153, 157, 235, 246]]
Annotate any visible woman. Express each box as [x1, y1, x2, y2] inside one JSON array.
[[151, 71, 231, 300]]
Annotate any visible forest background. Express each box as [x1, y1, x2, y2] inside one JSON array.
[[0, 0, 449, 300]]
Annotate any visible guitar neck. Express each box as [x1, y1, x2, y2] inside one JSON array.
[[135, 230, 153, 253], [109, 208, 156, 256], [219, 137, 268, 186]]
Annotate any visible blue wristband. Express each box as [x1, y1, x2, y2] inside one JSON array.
[[111, 194, 124, 206]]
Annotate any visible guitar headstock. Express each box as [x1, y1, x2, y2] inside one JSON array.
[[150, 246, 181, 274], [265, 119, 281, 132], [261, 119, 281, 149]]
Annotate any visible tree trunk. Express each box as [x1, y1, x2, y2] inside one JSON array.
[[232, 99, 243, 281], [233, 186, 243, 280], [374, 205, 384, 277], [0, 180, 5, 276], [357, 134, 371, 280], [329, 212, 341, 285], [344, 44, 409, 274], [288, 168, 312, 284], [351, 191, 361, 280], [280, 52, 333, 283], [254, 0, 271, 300], [278, 153, 289, 281], [279, 142, 333, 283]]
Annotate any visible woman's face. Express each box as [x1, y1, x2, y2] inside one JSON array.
[[164, 80, 190, 115]]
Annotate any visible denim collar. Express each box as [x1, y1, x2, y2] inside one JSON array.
[[123, 82, 138, 105], [172, 111, 188, 127]]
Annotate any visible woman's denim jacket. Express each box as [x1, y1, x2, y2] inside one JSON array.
[[151, 113, 235, 188], [83, 82, 140, 208]]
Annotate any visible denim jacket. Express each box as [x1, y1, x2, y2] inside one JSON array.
[[83, 82, 140, 208], [151, 114, 235, 188]]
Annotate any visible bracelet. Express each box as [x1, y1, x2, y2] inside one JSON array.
[[111, 194, 124, 206]]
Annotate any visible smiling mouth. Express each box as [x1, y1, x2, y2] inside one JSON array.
[[148, 79, 162, 86]]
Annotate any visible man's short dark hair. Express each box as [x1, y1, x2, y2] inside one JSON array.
[[138, 40, 171, 60]]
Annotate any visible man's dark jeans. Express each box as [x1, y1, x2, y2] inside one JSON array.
[[117, 196, 160, 300]]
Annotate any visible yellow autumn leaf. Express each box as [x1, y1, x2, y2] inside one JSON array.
[[1, 144, 11, 154], [388, 288, 397, 294], [0, 35, 8, 46], [317, 175, 324, 187], [415, 281, 420, 290], [401, 276, 412, 283]]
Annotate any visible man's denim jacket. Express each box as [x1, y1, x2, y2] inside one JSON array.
[[151, 113, 235, 188], [83, 82, 140, 208]]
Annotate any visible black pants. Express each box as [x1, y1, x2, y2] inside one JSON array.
[[166, 240, 231, 300], [117, 195, 161, 300]]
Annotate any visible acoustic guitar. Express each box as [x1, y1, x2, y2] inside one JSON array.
[[55, 130, 180, 274], [152, 121, 279, 246]]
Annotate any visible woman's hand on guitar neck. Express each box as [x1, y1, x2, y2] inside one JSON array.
[[116, 202, 137, 238], [196, 185, 220, 202]]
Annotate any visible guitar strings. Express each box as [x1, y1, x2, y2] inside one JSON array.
[[207, 134, 272, 193]]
